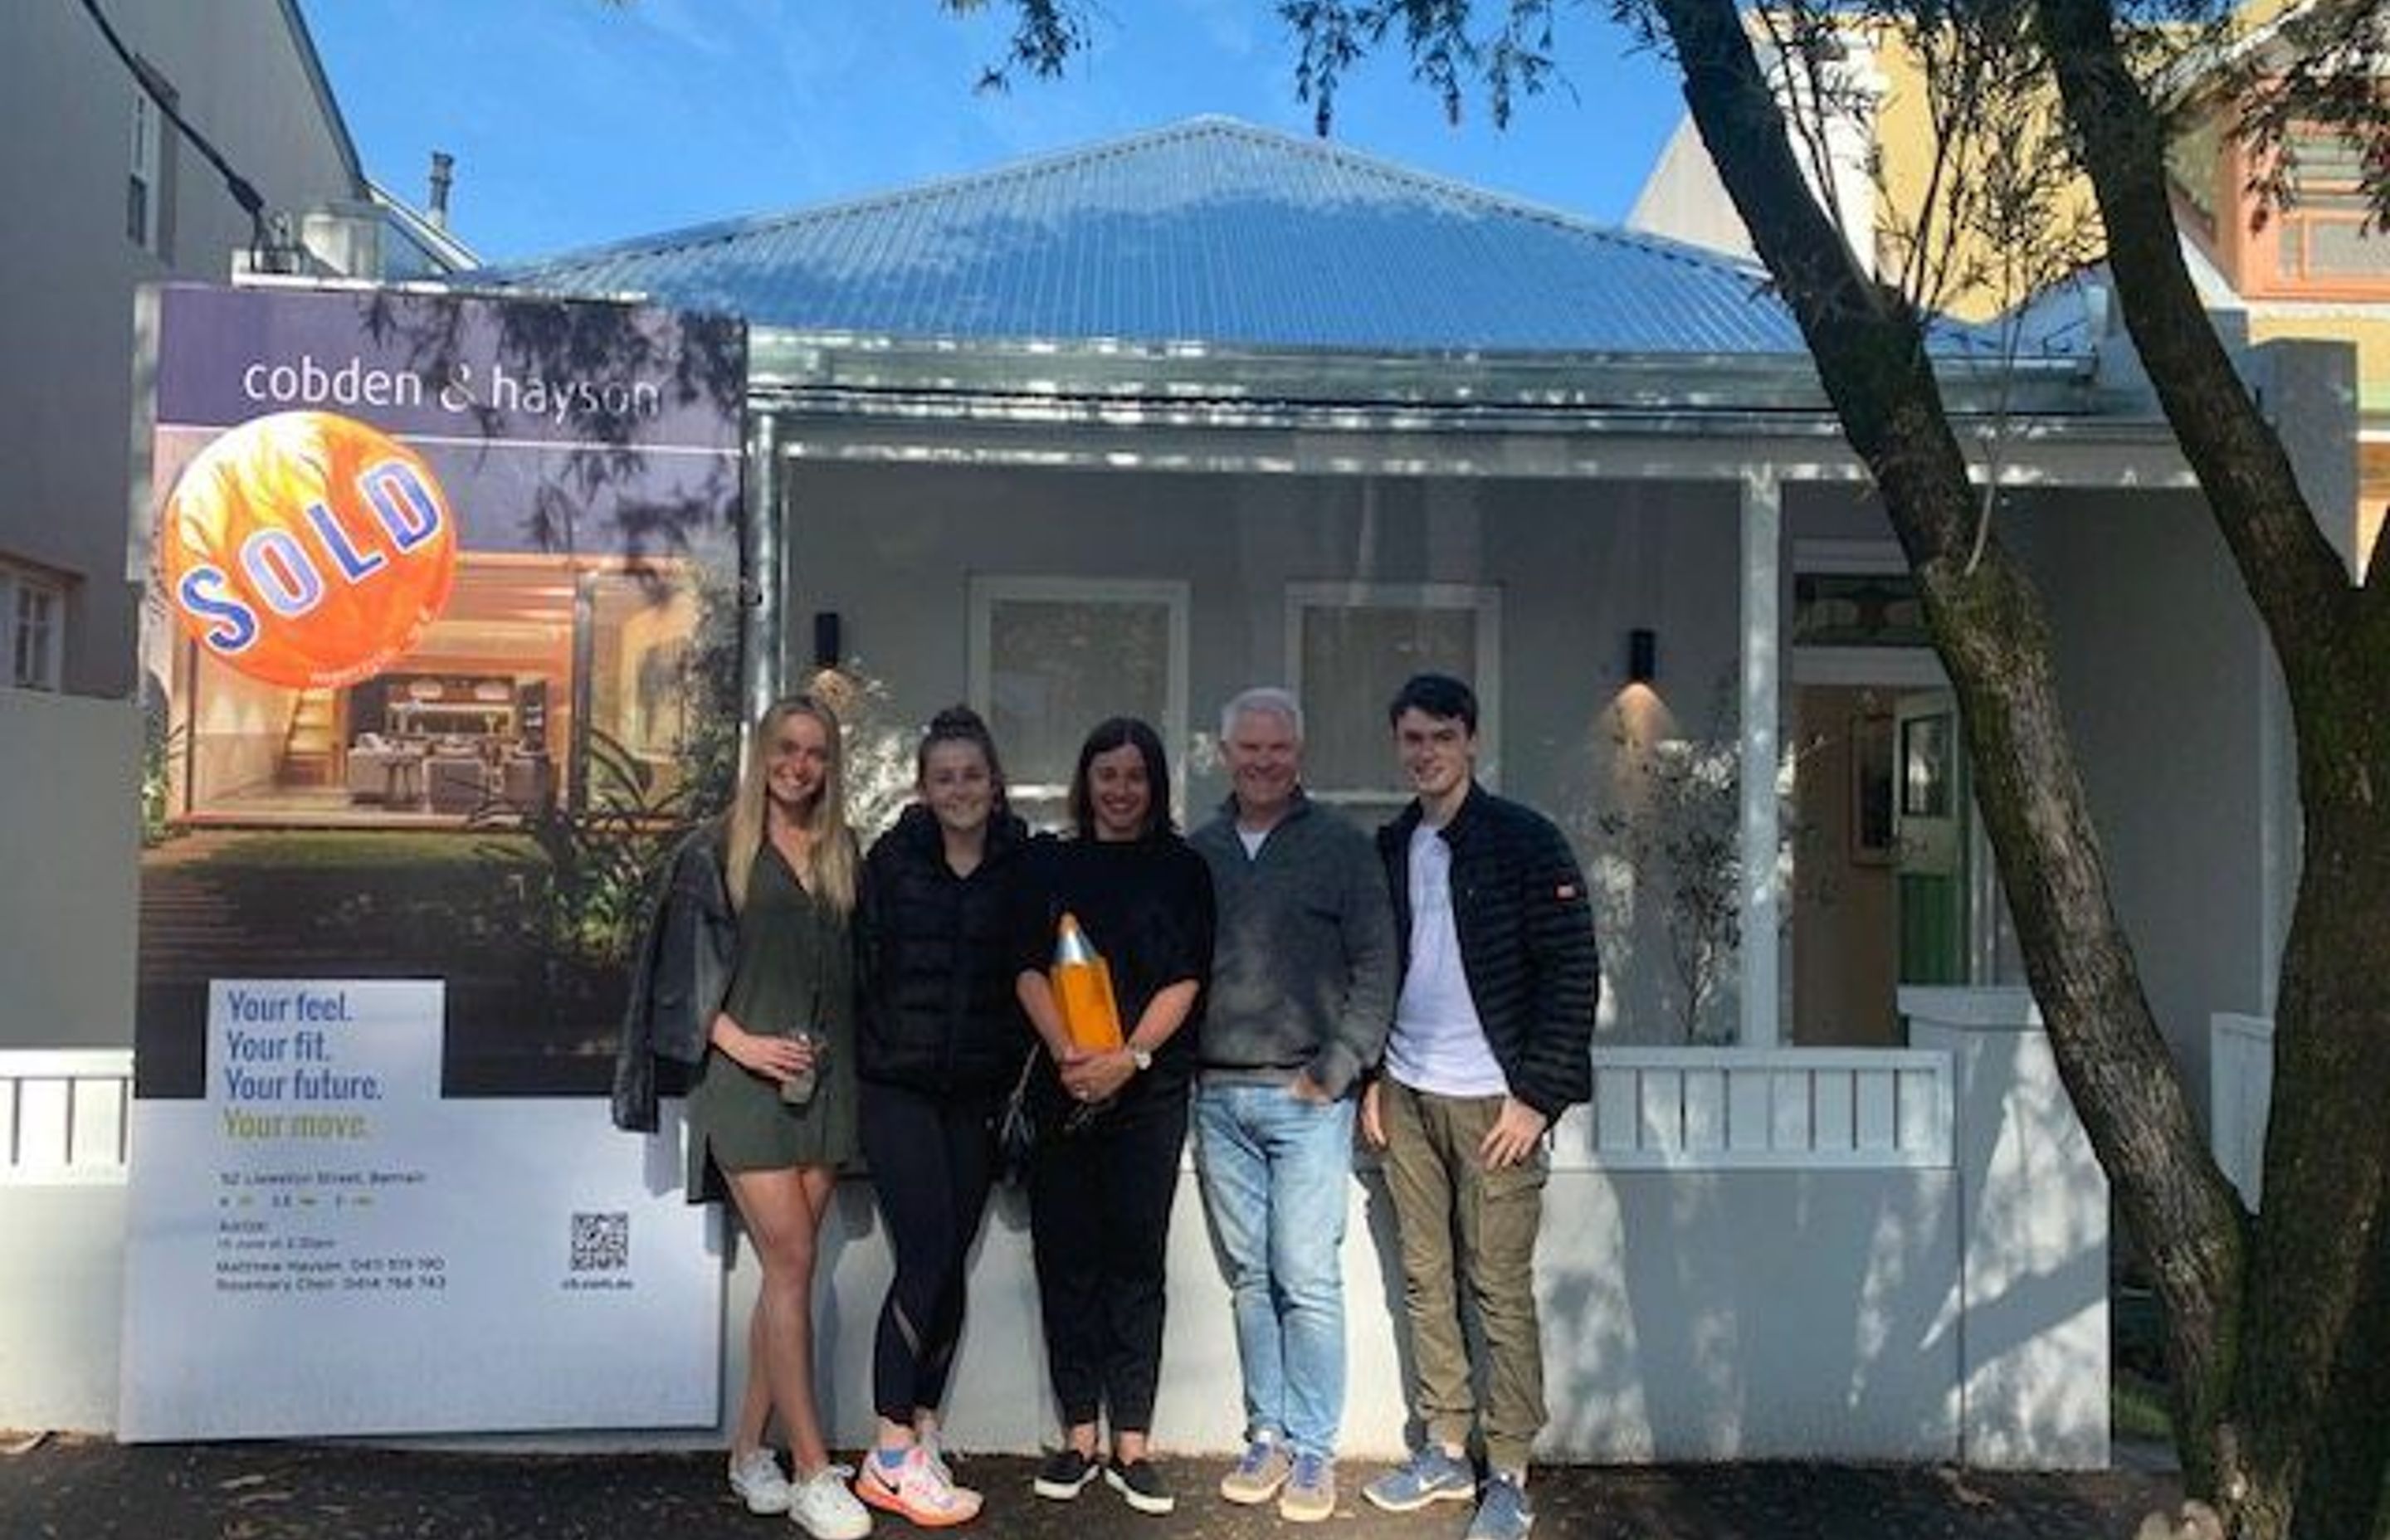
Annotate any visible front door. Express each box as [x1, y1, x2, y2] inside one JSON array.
[[1894, 690, 1968, 986]]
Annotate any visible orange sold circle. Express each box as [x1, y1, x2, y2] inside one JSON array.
[[160, 410, 458, 689]]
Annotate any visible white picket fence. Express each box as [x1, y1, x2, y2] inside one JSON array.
[[1573, 1048, 1952, 1169], [1, 1047, 1948, 1184], [0, 1048, 133, 1185]]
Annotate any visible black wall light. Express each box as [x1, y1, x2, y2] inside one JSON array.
[[1627, 627, 1658, 685], [812, 611, 843, 670]]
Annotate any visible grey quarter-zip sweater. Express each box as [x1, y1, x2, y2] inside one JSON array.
[[1188, 788, 1397, 1099]]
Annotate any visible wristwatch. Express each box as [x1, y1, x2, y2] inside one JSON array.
[[1127, 1044, 1154, 1073]]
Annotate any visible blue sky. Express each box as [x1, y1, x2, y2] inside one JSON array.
[[301, 0, 1688, 266]]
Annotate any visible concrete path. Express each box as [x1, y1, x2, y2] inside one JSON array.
[[0, 1437, 2182, 1539]]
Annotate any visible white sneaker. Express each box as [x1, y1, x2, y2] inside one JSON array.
[[856, 1444, 982, 1527], [789, 1464, 874, 1539], [919, 1430, 956, 1486], [729, 1449, 793, 1515]]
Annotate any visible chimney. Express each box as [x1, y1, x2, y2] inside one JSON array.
[[427, 151, 454, 229]]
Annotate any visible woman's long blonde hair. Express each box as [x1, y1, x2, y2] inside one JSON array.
[[722, 694, 856, 916]]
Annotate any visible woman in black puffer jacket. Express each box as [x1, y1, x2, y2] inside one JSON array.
[[851, 705, 1039, 1525]]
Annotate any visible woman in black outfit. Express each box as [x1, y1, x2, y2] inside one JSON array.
[[1016, 718, 1215, 1517], [853, 706, 1036, 1528]]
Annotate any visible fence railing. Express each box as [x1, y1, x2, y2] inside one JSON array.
[[3, 1046, 1953, 1181], [1567, 1048, 1953, 1170], [0, 1049, 134, 1184]]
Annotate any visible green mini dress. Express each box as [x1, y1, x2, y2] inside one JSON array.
[[685, 841, 859, 1194]]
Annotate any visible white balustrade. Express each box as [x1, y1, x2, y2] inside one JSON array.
[[0, 1049, 134, 1184], [1568, 1047, 1953, 1170]]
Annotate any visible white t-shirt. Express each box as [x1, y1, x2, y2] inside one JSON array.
[[1237, 826, 1269, 859], [1387, 822, 1509, 1097]]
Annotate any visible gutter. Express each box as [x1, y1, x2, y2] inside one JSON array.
[[747, 327, 2107, 423]]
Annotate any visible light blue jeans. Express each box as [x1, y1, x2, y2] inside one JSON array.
[[1193, 1079, 1356, 1460]]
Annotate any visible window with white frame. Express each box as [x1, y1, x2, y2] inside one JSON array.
[[7, 568, 66, 692], [968, 577, 1189, 832], [1285, 582, 1501, 810]]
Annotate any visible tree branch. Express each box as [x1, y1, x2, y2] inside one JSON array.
[[1649, 0, 2249, 1494], [2034, 0, 2356, 675]]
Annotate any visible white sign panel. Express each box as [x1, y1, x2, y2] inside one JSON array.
[[119, 980, 719, 1439]]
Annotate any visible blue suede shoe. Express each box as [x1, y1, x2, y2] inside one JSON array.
[[1362, 1445, 1476, 1513]]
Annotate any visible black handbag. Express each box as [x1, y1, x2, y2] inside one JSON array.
[[993, 1049, 1041, 1185]]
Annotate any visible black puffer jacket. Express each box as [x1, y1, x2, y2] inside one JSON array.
[[1378, 783, 1600, 1119], [857, 803, 1039, 1093]]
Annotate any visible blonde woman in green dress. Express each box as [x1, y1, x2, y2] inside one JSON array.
[[685, 696, 871, 1540]]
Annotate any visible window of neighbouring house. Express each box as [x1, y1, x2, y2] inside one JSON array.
[[1285, 582, 1501, 815], [7, 568, 65, 691], [2275, 128, 2390, 284], [969, 577, 1189, 832], [128, 82, 166, 254]]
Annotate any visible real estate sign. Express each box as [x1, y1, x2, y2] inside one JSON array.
[[120, 283, 746, 1439]]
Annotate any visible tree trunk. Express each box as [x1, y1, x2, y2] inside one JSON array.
[[2029, 2, 2390, 1533], [1645, 0, 2256, 1503]]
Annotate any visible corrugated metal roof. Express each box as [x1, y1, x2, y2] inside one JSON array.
[[480, 116, 1836, 356]]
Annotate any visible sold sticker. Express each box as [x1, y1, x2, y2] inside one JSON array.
[[160, 411, 457, 688]]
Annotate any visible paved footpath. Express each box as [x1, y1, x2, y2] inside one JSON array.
[[0, 1438, 2180, 1539]]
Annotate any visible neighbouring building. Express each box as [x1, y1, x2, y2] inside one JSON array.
[[1, 0, 471, 1054], [1628, 2, 2388, 565]]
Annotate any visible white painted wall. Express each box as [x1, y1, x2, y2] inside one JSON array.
[[786, 460, 1745, 1044], [1905, 988, 2109, 1470], [0, 692, 139, 1050], [770, 1156, 1965, 1462], [0, 0, 361, 699], [11, 1039, 2108, 1469], [1627, 118, 1759, 263], [2008, 485, 2271, 1118], [1625, 37, 1883, 275], [0, 1050, 134, 1433], [0, 1183, 127, 1432], [2209, 1013, 2273, 1208], [8, 1059, 1970, 1460]]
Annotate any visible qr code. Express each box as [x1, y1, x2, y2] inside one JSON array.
[[570, 1211, 630, 1273]]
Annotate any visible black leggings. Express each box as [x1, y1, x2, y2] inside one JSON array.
[[859, 1078, 998, 1425], [1028, 1089, 1188, 1434]]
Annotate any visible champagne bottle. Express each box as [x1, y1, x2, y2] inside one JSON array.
[[1051, 912, 1124, 1052]]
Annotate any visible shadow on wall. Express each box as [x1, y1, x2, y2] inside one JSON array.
[[1538, 1164, 1964, 1460]]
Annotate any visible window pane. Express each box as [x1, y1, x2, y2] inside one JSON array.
[[1300, 605, 1475, 793], [986, 597, 1171, 792], [128, 93, 157, 250], [2302, 217, 2390, 277], [14, 585, 56, 689], [1792, 573, 1929, 646]]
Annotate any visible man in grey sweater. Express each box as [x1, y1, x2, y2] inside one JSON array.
[[1188, 687, 1397, 1523]]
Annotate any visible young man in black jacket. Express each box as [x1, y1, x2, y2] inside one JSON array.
[[1360, 674, 1599, 1540]]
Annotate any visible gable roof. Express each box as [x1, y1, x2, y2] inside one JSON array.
[[480, 116, 1830, 357]]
